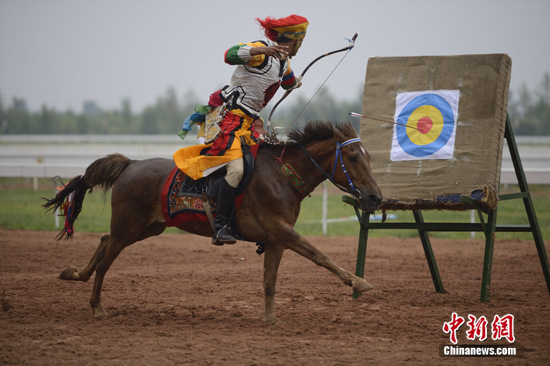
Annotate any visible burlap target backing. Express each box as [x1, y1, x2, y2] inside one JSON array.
[[360, 54, 512, 210]]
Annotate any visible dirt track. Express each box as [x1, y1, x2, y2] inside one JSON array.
[[1, 229, 549, 365]]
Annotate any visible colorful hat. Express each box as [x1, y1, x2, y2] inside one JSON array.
[[256, 15, 309, 42]]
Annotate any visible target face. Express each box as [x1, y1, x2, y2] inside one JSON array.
[[390, 90, 459, 161]]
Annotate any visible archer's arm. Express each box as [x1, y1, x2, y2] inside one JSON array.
[[224, 42, 291, 66]]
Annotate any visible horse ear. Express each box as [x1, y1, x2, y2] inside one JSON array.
[[338, 121, 358, 139], [331, 123, 345, 141]]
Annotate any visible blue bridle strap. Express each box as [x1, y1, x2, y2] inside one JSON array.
[[340, 138, 362, 147], [299, 138, 363, 197]]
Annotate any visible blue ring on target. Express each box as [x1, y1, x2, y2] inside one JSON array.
[[396, 94, 455, 157]]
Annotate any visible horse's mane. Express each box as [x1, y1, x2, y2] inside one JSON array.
[[285, 121, 357, 146]]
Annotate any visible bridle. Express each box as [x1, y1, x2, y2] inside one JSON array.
[[298, 137, 363, 198]]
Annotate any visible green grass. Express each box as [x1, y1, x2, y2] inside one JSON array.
[[0, 178, 181, 235], [0, 178, 112, 232], [1, 178, 548, 241]]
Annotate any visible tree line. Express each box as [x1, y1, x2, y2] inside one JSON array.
[[0, 87, 198, 135], [508, 73, 550, 135], [1, 73, 549, 136]]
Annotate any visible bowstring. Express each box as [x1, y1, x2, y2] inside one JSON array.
[[280, 47, 354, 137]]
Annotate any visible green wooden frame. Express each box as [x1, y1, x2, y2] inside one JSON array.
[[345, 115, 550, 301]]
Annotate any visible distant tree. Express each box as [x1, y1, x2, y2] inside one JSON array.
[[509, 73, 550, 135], [82, 100, 102, 116], [0, 94, 6, 133], [140, 105, 159, 134], [5, 97, 31, 133], [76, 114, 90, 134], [37, 106, 55, 133], [539, 73, 550, 105], [59, 109, 78, 134], [121, 97, 132, 127]]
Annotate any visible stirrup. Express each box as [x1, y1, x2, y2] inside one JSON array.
[[212, 226, 237, 246]]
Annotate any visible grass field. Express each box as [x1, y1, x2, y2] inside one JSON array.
[[0, 178, 548, 241]]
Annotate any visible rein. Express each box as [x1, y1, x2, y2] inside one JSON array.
[[298, 138, 362, 198]]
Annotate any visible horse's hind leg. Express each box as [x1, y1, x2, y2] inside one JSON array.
[[88, 235, 127, 319], [58, 233, 124, 319], [59, 235, 110, 282], [263, 244, 285, 325]]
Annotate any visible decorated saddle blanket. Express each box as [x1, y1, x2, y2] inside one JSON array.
[[161, 143, 260, 228]]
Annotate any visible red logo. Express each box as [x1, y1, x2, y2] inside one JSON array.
[[466, 315, 488, 341], [442, 312, 465, 344], [492, 314, 515, 343], [443, 313, 515, 344]]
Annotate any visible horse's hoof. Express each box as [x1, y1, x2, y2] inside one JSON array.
[[59, 266, 80, 280], [265, 315, 279, 326], [94, 312, 108, 320], [352, 278, 374, 294], [93, 306, 108, 320]]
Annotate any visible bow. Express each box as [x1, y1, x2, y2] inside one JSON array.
[[266, 33, 358, 130]]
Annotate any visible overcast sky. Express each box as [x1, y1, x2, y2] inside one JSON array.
[[1, 0, 549, 112]]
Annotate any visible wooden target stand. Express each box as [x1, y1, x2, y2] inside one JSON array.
[[345, 114, 550, 301]]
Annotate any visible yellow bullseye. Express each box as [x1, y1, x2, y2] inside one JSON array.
[[406, 105, 444, 145]]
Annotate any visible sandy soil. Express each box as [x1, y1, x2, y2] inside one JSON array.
[[1, 229, 549, 365]]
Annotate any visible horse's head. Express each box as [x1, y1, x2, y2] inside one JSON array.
[[289, 121, 383, 212], [329, 122, 383, 212]]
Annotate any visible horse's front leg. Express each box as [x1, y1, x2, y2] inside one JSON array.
[[279, 225, 374, 295], [263, 243, 285, 325]]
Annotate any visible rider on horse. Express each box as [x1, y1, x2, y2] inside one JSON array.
[[174, 15, 309, 246]]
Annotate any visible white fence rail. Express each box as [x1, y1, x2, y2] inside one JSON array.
[[1, 134, 549, 186], [1, 163, 85, 179], [500, 168, 550, 185]]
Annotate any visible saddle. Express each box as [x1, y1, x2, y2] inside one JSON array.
[[161, 143, 259, 228]]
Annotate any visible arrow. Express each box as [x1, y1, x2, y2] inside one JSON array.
[[348, 112, 426, 133]]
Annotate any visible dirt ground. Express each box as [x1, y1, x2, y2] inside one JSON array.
[[0, 229, 549, 365]]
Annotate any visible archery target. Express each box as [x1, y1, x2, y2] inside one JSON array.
[[390, 90, 459, 161]]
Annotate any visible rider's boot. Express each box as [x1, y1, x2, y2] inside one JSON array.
[[212, 179, 237, 245]]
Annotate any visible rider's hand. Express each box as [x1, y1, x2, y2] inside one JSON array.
[[290, 77, 302, 90], [250, 45, 290, 60]]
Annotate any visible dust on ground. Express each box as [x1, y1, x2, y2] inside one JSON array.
[[1, 229, 549, 365]]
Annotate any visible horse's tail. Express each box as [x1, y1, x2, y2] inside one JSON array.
[[43, 153, 131, 240]]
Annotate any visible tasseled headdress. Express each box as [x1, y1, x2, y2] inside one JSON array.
[[256, 15, 309, 42]]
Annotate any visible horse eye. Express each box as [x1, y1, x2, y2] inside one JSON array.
[[348, 154, 358, 162]]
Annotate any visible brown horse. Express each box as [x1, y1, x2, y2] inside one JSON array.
[[44, 121, 382, 324]]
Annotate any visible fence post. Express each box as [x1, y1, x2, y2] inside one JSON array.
[[322, 181, 327, 235]]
